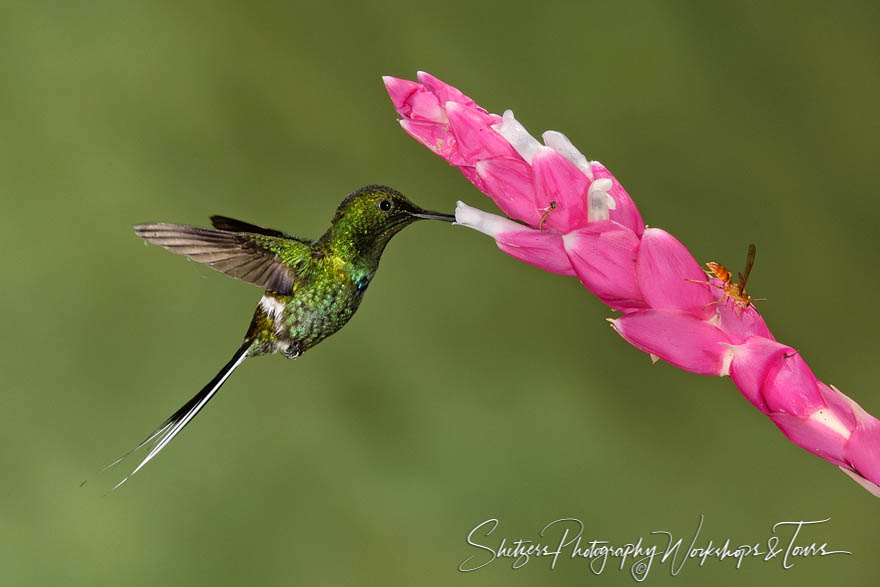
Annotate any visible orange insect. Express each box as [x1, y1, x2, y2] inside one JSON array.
[[692, 243, 765, 315]]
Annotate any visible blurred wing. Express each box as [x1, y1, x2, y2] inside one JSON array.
[[133, 223, 311, 294], [741, 243, 756, 288], [209, 215, 289, 238]]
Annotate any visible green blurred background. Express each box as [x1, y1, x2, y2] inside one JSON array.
[[2, 1, 879, 585]]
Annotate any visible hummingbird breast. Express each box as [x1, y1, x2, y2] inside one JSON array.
[[249, 260, 373, 357]]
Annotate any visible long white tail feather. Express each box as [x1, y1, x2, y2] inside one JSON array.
[[101, 422, 175, 472], [107, 342, 251, 491]]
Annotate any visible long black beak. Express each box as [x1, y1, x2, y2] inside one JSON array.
[[410, 208, 456, 222]]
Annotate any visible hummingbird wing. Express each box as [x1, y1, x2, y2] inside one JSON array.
[[209, 215, 291, 238], [134, 223, 311, 294]]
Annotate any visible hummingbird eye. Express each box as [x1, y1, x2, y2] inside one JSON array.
[[377, 199, 393, 212]]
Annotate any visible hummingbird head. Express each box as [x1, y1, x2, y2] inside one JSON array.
[[321, 185, 454, 260]]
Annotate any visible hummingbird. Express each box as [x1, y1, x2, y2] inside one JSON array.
[[108, 185, 455, 488]]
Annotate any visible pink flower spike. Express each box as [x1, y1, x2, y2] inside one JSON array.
[[382, 76, 446, 124], [610, 309, 733, 375], [818, 382, 857, 432], [398, 119, 456, 160], [408, 92, 447, 124], [445, 102, 517, 165], [761, 352, 825, 417], [475, 157, 542, 227], [711, 287, 774, 344], [416, 71, 478, 109], [837, 381, 880, 492], [844, 414, 880, 488], [531, 146, 589, 233], [454, 202, 574, 275], [769, 403, 853, 467], [386, 72, 880, 497], [635, 228, 714, 317], [496, 230, 575, 276], [727, 337, 794, 412], [591, 163, 645, 236], [382, 76, 423, 116], [563, 221, 647, 312]]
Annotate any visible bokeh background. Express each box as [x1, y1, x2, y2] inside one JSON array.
[[2, 1, 879, 585]]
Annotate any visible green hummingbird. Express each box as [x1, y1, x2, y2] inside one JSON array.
[[109, 185, 454, 488]]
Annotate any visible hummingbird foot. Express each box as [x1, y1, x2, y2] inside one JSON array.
[[281, 342, 303, 359]]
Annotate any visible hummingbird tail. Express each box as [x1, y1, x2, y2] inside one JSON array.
[[105, 340, 253, 490]]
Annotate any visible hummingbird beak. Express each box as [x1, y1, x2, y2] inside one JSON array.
[[409, 208, 456, 222]]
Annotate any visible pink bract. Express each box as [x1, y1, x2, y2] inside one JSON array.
[[563, 221, 645, 312]]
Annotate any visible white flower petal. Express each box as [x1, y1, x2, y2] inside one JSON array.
[[587, 178, 613, 222], [541, 130, 594, 181], [454, 201, 524, 237], [491, 110, 541, 164]]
